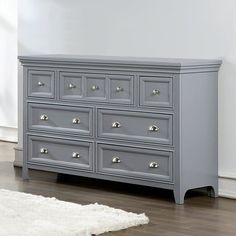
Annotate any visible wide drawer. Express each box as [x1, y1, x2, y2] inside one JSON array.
[[59, 71, 134, 105], [28, 135, 93, 171], [27, 69, 55, 98], [28, 103, 93, 136], [97, 109, 173, 145], [139, 76, 173, 108], [97, 143, 173, 182]]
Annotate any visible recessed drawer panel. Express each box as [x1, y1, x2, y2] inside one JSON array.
[[108, 75, 134, 104], [97, 143, 173, 182], [28, 103, 93, 136], [98, 109, 173, 145], [28, 135, 93, 171], [59, 72, 83, 100], [58, 71, 135, 105], [85, 74, 107, 100], [140, 76, 173, 107], [27, 70, 55, 98]]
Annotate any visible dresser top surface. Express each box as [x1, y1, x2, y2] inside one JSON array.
[[18, 54, 222, 67]]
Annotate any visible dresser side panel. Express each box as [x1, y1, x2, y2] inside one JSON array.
[[180, 72, 218, 193]]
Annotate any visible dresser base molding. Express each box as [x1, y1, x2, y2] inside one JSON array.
[[27, 162, 174, 185], [23, 163, 218, 204], [219, 175, 236, 199], [19, 55, 221, 204], [0, 126, 17, 143]]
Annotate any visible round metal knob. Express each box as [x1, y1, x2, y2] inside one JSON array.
[[149, 125, 159, 132], [149, 162, 159, 168], [40, 148, 48, 154], [40, 114, 48, 121], [38, 81, 44, 87], [72, 152, 80, 158], [152, 89, 160, 95], [112, 156, 121, 163], [68, 83, 76, 89], [72, 118, 80, 124], [112, 121, 121, 128], [116, 87, 124, 92], [91, 85, 99, 91]]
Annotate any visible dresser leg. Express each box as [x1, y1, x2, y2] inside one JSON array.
[[173, 189, 186, 204], [207, 186, 218, 198], [22, 165, 29, 180]]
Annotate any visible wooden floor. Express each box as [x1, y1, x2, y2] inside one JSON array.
[[1, 142, 236, 236]]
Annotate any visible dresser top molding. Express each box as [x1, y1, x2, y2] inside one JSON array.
[[18, 54, 222, 74]]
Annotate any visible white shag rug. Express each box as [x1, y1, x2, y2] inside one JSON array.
[[0, 189, 149, 236]]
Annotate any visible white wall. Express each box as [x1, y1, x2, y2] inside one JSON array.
[[0, 0, 17, 142], [18, 0, 236, 197]]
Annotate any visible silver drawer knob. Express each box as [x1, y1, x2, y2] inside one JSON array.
[[112, 121, 121, 128], [72, 118, 80, 124], [149, 162, 159, 168], [152, 89, 160, 95], [112, 156, 121, 163], [40, 148, 48, 154], [40, 114, 48, 121], [91, 85, 99, 91], [68, 83, 76, 89], [149, 125, 159, 132], [116, 87, 124, 92], [72, 152, 80, 158], [38, 81, 44, 87]]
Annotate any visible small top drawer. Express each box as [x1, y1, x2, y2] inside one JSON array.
[[27, 70, 55, 98], [85, 74, 107, 100], [108, 75, 134, 104], [139, 76, 173, 108], [97, 109, 173, 145], [59, 72, 83, 100], [28, 103, 93, 136]]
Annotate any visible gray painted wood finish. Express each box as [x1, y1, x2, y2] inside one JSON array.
[[19, 55, 222, 204], [28, 135, 93, 171], [28, 103, 93, 136], [97, 109, 173, 145], [97, 143, 173, 182], [27, 70, 55, 98]]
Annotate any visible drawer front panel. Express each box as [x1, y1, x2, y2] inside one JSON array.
[[98, 109, 173, 145], [140, 76, 173, 107], [28, 135, 93, 170], [108, 75, 134, 104], [97, 143, 173, 182], [27, 70, 55, 98], [28, 103, 93, 136], [58, 71, 135, 105], [85, 74, 107, 100], [59, 72, 83, 100]]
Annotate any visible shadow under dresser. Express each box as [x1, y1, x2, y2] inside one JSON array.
[[19, 55, 222, 204]]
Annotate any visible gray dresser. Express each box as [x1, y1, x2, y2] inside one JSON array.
[[19, 55, 221, 204]]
